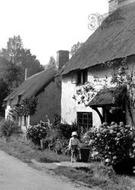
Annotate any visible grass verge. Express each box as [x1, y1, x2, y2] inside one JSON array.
[[0, 134, 135, 190], [0, 134, 70, 163], [53, 163, 135, 190]]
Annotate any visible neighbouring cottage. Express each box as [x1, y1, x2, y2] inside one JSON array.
[[61, 0, 135, 131], [4, 50, 69, 129]]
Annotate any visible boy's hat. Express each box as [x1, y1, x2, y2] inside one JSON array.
[[72, 131, 78, 137]]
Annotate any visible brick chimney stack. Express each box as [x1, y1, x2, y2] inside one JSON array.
[[109, 0, 135, 13], [57, 50, 69, 70]]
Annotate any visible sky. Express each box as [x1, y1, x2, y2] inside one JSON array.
[[0, 0, 108, 65]]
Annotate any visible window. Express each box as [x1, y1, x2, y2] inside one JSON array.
[[77, 112, 92, 132], [77, 71, 82, 85], [77, 70, 88, 85], [83, 70, 88, 84]]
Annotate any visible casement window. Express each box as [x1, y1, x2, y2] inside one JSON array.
[[77, 112, 92, 132], [76, 69, 88, 85]]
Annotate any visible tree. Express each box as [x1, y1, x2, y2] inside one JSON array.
[[1, 35, 44, 89], [4, 62, 23, 90], [70, 42, 83, 57], [44, 56, 56, 70], [0, 57, 10, 79], [15, 48, 44, 77], [1, 35, 23, 64]]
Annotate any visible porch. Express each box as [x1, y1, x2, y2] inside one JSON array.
[[88, 87, 126, 124]]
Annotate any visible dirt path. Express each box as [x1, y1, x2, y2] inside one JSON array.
[[0, 150, 91, 190]]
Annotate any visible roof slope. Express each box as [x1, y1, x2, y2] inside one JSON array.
[[5, 67, 57, 105], [88, 88, 116, 107], [63, 2, 135, 74]]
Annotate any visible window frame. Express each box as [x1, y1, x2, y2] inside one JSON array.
[[76, 69, 88, 85], [77, 112, 93, 132]]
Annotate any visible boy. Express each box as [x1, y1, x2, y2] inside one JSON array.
[[68, 131, 81, 162]]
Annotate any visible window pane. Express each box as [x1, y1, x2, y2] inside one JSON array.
[[77, 71, 82, 85], [83, 70, 88, 84], [77, 112, 93, 133]]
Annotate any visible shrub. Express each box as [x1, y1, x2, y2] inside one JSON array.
[[56, 123, 78, 139], [26, 121, 48, 145], [82, 123, 135, 166], [0, 119, 20, 137], [43, 127, 69, 153], [43, 122, 78, 153]]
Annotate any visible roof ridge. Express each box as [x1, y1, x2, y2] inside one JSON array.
[[5, 67, 57, 105], [62, 2, 135, 75]]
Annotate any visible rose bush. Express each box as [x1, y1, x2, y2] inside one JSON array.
[[82, 122, 135, 166]]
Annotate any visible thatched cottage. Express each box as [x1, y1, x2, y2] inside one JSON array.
[[5, 50, 69, 128], [61, 0, 135, 130]]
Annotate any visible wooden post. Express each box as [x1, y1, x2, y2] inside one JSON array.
[[40, 139, 44, 150]]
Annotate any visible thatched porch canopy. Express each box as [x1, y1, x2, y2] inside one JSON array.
[[88, 87, 116, 107], [88, 86, 127, 123]]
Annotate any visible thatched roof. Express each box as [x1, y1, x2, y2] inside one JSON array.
[[63, 2, 135, 75], [88, 88, 116, 107], [5, 67, 57, 106]]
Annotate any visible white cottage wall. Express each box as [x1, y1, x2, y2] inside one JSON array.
[[61, 56, 135, 127], [5, 104, 12, 120], [61, 73, 102, 126], [61, 74, 77, 124], [61, 65, 114, 127]]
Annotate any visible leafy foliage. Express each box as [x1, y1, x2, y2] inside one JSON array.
[[43, 122, 78, 152], [12, 97, 38, 117], [15, 48, 44, 77], [111, 63, 135, 125], [45, 128, 69, 154], [73, 76, 113, 106], [26, 121, 48, 145], [73, 58, 135, 125], [1, 35, 44, 90], [31, 118, 78, 153], [82, 122, 135, 166], [4, 62, 23, 90], [0, 119, 20, 137], [1, 35, 23, 63], [0, 79, 9, 116], [56, 123, 78, 139], [44, 56, 56, 70]]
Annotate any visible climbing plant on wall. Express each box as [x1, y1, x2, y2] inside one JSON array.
[[11, 97, 38, 118], [73, 57, 135, 126]]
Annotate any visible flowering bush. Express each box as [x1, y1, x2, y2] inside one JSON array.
[[26, 121, 48, 145], [82, 122, 135, 166]]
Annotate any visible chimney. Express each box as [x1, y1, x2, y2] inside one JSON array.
[[57, 50, 69, 70], [109, 0, 135, 13]]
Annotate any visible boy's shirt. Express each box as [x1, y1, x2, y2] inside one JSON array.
[[68, 137, 80, 149]]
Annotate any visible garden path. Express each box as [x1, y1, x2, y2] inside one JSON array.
[[0, 150, 91, 190], [31, 159, 93, 169]]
